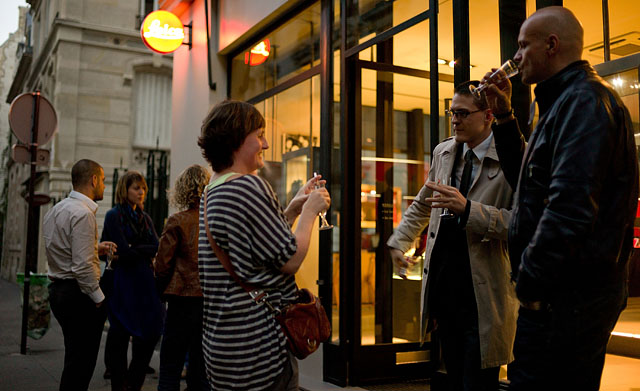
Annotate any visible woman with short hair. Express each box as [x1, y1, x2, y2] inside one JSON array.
[[198, 100, 331, 390]]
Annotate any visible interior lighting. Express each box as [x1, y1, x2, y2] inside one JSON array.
[[437, 58, 447, 65], [612, 77, 624, 88]]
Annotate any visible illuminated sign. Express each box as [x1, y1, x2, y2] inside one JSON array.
[[244, 39, 271, 66], [140, 10, 185, 54]]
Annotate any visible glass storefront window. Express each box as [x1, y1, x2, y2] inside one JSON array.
[[603, 68, 640, 355], [608, 2, 640, 62], [346, 0, 428, 49], [230, 2, 321, 101], [253, 76, 324, 302], [469, 0, 501, 81], [564, 0, 604, 64]]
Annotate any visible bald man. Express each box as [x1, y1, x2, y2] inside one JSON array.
[[482, 6, 638, 390]]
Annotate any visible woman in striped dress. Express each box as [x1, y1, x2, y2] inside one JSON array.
[[197, 100, 330, 391]]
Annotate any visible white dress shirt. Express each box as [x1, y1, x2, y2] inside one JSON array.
[[454, 132, 494, 189], [43, 190, 104, 303]]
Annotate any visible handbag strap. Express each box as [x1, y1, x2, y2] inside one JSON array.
[[203, 185, 277, 312]]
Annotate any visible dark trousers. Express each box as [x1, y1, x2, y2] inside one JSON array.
[[49, 279, 107, 391], [508, 287, 626, 391], [264, 350, 299, 391], [105, 315, 160, 391], [437, 307, 500, 391], [157, 296, 208, 391]]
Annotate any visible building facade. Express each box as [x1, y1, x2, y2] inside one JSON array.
[[0, 7, 29, 278], [1, 0, 173, 281], [162, 0, 640, 387]]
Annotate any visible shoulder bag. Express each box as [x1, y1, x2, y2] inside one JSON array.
[[203, 189, 331, 359]]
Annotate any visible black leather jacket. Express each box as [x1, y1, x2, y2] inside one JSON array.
[[493, 61, 638, 303]]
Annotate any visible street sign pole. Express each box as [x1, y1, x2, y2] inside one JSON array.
[[20, 92, 42, 355]]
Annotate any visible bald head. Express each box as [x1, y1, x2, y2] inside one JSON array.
[[528, 6, 583, 59], [514, 6, 584, 84]]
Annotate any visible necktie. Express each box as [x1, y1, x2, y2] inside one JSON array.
[[459, 149, 474, 197]]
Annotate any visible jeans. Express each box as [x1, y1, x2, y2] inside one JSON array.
[[437, 306, 500, 391], [105, 316, 160, 391], [49, 279, 107, 391], [157, 296, 208, 391], [508, 286, 626, 391]]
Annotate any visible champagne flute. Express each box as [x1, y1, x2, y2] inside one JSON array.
[[469, 59, 519, 99], [313, 172, 333, 230], [105, 244, 114, 270], [438, 177, 455, 219]]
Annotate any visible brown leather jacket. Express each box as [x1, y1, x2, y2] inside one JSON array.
[[154, 208, 203, 297]]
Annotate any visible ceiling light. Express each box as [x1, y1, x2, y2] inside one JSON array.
[[448, 60, 456, 68], [437, 58, 447, 65], [612, 77, 624, 87]]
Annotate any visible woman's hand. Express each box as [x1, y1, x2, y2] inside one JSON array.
[[98, 241, 117, 256], [302, 187, 331, 216], [284, 174, 326, 225]]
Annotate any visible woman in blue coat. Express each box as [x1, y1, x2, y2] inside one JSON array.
[[101, 170, 163, 391]]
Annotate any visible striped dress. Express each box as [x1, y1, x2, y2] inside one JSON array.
[[198, 174, 298, 390]]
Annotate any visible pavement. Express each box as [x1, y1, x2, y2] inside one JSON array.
[[3, 276, 637, 391], [0, 278, 162, 391]]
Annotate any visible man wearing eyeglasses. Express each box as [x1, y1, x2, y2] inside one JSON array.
[[387, 81, 517, 391]]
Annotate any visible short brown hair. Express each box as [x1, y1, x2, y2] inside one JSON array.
[[198, 100, 265, 172], [71, 159, 102, 188], [454, 80, 489, 110], [115, 170, 148, 205], [169, 165, 211, 210]]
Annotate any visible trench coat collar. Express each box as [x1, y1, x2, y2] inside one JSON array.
[[437, 134, 499, 164]]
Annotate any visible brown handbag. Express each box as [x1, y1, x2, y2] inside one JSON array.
[[203, 190, 331, 359]]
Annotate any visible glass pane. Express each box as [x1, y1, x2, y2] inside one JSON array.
[[346, 0, 428, 49], [254, 76, 322, 299], [608, 2, 640, 61], [360, 67, 453, 345], [469, 0, 501, 80], [230, 2, 321, 101], [564, 0, 604, 64], [604, 68, 640, 357]]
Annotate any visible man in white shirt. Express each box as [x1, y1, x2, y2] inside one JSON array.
[[44, 159, 116, 391], [387, 82, 517, 390]]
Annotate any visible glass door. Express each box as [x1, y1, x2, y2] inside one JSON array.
[[332, 0, 456, 377]]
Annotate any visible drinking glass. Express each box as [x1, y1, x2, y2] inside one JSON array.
[[105, 244, 114, 270], [438, 177, 455, 219], [469, 59, 519, 99], [313, 172, 333, 230]]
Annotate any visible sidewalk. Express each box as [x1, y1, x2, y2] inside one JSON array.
[[0, 278, 160, 391]]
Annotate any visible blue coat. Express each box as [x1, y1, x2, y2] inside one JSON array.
[[101, 205, 164, 339]]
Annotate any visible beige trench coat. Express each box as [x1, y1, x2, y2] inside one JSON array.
[[387, 136, 518, 369]]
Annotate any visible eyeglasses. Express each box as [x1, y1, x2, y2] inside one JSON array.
[[445, 109, 483, 119]]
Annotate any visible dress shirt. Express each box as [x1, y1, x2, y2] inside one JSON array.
[[454, 132, 493, 189], [43, 190, 104, 303]]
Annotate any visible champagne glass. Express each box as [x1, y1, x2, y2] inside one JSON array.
[[313, 172, 333, 230], [438, 177, 455, 219], [469, 59, 519, 99], [105, 244, 114, 270]]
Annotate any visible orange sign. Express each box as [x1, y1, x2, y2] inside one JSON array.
[[244, 39, 271, 66], [140, 10, 185, 54]]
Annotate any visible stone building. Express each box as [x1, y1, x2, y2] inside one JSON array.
[[1, 0, 173, 281]]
